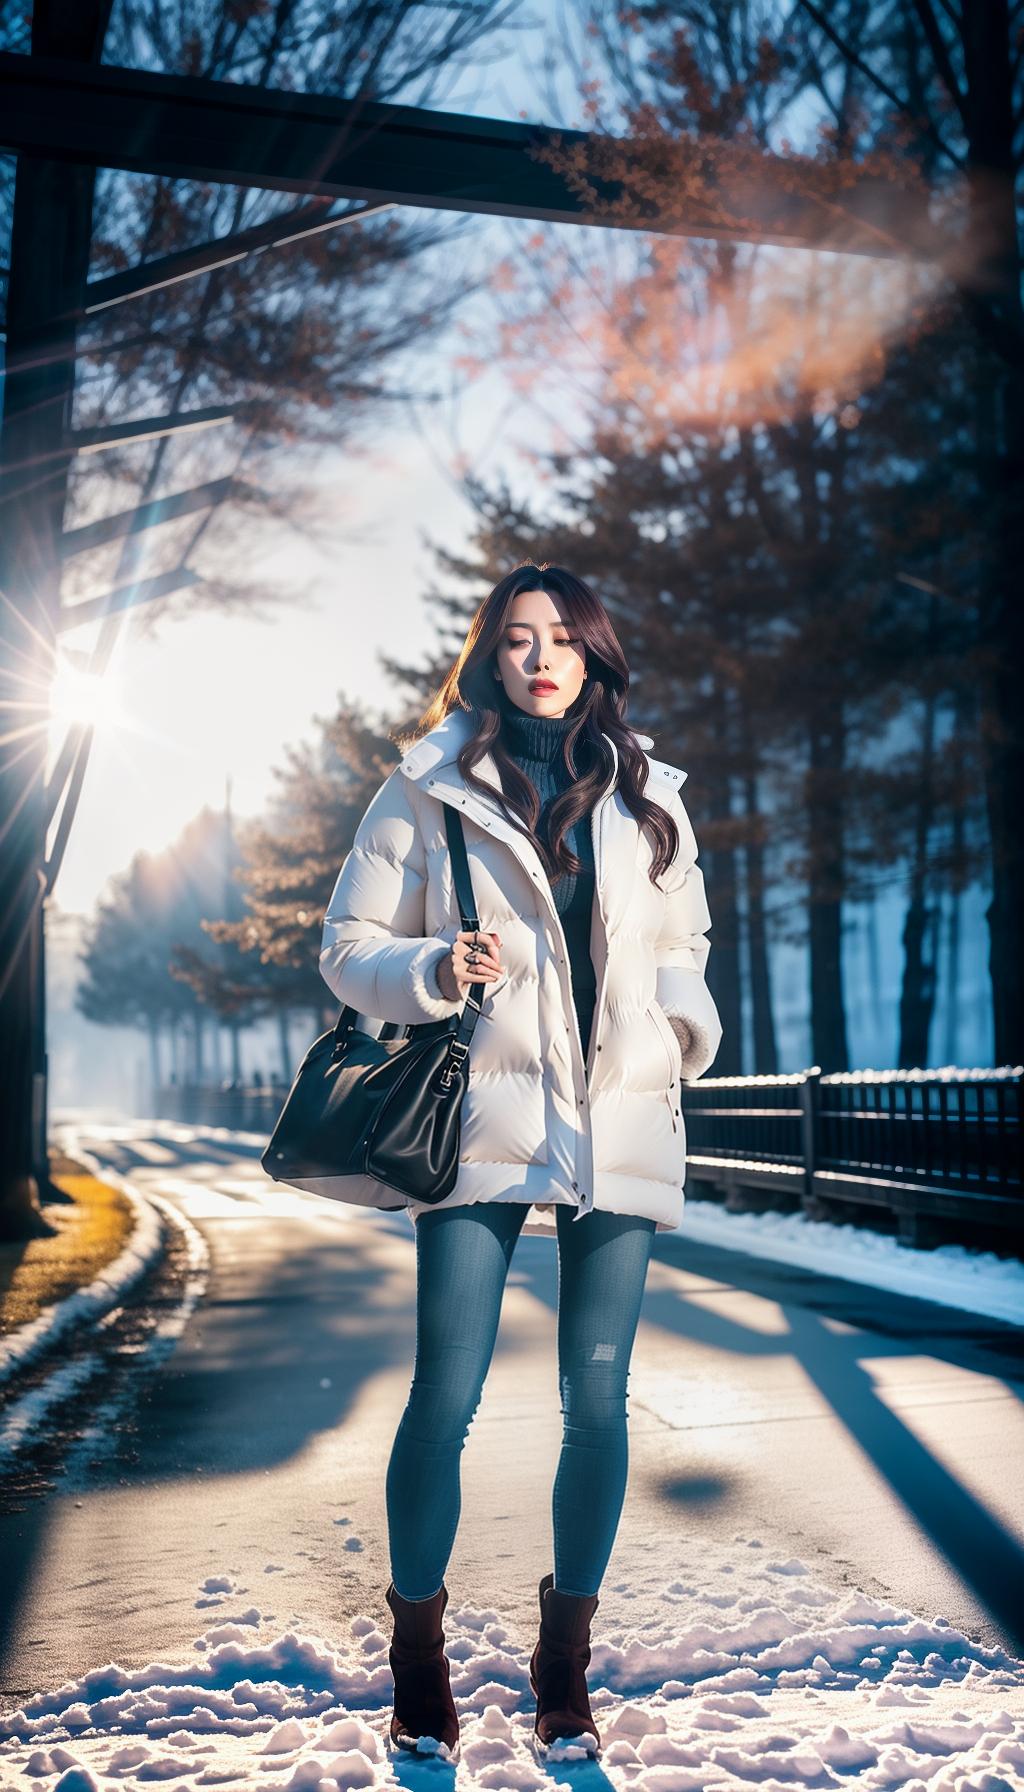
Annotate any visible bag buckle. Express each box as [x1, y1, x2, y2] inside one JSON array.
[[438, 1037, 470, 1090]]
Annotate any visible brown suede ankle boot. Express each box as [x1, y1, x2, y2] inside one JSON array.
[[384, 1580, 460, 1760], [528, 1571, 601, 1756]]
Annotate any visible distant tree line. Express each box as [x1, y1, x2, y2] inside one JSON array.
[[76, 713, 406, 1085]]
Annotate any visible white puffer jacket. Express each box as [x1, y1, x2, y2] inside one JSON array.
[[318, 707, 722, 1237]]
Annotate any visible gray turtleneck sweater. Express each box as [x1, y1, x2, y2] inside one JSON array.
[[500, 705, 598, 1061]]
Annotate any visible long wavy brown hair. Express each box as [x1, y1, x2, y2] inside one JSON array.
[[401, 563, 680, 885]]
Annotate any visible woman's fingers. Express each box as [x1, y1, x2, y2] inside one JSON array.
[[457, 928, 501, 962], [455, 928, 504, 981], [460, 954, 501, 979]]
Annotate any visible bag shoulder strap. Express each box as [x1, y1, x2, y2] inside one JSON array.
[[442, 803, 487, 1055], [332, 800, 485, 1047], [444, 800, 479, 931]]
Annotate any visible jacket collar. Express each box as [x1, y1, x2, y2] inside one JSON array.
[[397, 705, 683, 792], [397, 707, 685, 938]]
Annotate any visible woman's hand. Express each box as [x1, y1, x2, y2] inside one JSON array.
[[435, 929, 505, 1003]]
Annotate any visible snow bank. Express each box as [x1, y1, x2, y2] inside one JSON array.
[[678, 1197, 1024, 1326], [0, 1170, 163, 1388], [2, 1546, 1021, 1791]]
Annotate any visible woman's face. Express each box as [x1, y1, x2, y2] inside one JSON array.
[[494, 589, 586, 719]]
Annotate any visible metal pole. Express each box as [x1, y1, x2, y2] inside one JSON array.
[[0, 3, 107, 1236]]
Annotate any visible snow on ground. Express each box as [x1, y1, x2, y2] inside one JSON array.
[[2, 1539, 1023, 1792], [678, 1198, 1024, 1327]]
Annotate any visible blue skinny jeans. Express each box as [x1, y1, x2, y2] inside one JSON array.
[[385, 1199, 656, 1601]]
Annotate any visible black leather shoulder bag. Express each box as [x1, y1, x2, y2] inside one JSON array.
[[261, 803, 485, 1205]]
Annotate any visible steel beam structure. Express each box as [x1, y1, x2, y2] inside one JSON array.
[[0, 137, 97, 1234], [83, 198, 395, 318], [60, 477, 248, 559], [0, 51, 939, 263]]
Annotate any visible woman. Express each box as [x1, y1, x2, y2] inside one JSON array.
[[318, 563, 722, 1763]]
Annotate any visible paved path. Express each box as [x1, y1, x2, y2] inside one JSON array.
[[1, 1117, 1021, 1709]]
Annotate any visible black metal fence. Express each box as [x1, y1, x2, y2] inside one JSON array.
[[151, 1063, 1022, 1252], [154, 1081, 284, 1136], [681, 1066, 1022, 1249]]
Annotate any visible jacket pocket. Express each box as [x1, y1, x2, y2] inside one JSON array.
[[647, 1001, 681, 1131]]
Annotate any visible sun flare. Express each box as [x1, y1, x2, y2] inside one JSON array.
[[49, 651, 131, 738]]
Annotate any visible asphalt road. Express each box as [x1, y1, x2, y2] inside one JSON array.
[[2, 1116, 1022, 1709]]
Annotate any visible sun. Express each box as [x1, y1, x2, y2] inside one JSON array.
[[49, 650, 131, 738]]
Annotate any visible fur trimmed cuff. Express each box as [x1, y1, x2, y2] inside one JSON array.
[[656, 968, 723, 1080], [668, 1013, 716, 1080], [407, 940, 467, 1023]]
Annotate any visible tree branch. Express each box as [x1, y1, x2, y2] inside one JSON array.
[[910, 0, 970, 130], [795, 0, 965, 169]]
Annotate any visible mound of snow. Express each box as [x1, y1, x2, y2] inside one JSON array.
[[2, 1546, 1022, 1791]]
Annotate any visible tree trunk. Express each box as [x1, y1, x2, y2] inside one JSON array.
[[147, 1021, 162, 1097], [898, 605, 940, 1068], [191, 1012, 205, 1085], [710, 770, 742, 1075], [960, 0, 1024, 1065], [942, 889, 963, 1068], [979, 370, 1024, 1065], [865, 901, 885, 1040], [807, 716, 849, 1072], [898, 899, 939, 1069], [792, 405, 850, 1075], [277, 1009, 292, 1082], [741, 774, 778, 1074]]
